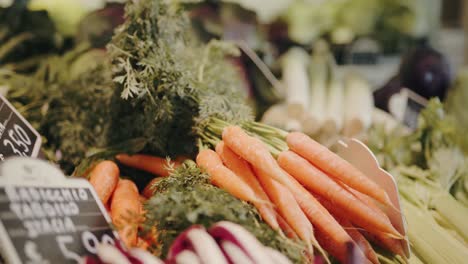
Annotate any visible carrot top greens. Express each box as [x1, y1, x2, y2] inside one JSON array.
[[143, 160, 306, 263], [107, 0, 252, 158]]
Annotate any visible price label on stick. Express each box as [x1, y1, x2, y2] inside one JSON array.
[[0, 95, 41, 160], [0, 158, 118, 264], [389, 88, 428, 130]]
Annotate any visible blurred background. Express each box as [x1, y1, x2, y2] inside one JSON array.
[[0, 0, 467, 145]]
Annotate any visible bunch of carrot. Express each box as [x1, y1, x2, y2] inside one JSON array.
[[196, 126, 407, 264], [85, 155, 182, 249]]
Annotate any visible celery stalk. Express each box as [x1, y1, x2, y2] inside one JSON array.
[[403, 199, 468, 264]]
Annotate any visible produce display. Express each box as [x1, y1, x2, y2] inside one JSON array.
[[262, 41, 374, 145], [0, 1, 467, 264], [82, 222, 293, 264]]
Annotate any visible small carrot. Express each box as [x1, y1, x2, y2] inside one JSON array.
[[222, 126, 293, 191], [278, 151, 401, 238], [142, 177, 162, 199], [136, 237, 149, 250], [111, 179, 141, 248], [333, 215, 379, 264], [276, 214, 298, 239], [254, 166, 315, 253], [286, 132, 392, 207], [223, 126, 350, 262], [345, 188, 407, 258], [115, 154, 181, 177], [196, 149, 264, 204], [89, 160, 120, 205], [215, 141, 279, 230], [222, 126, 353, 262]]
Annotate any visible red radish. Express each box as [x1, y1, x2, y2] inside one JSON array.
[[175, 250, 201, 264], [96, 244, 131, 264], [129, 248, 164, 264], [208, 221, 272, 264], [168, 225, 227, 264], [264, 247, 293, 264], [220, 240, 255, 264]]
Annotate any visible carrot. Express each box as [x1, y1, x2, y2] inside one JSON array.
[[196, 149, 264, 204], [346, 187, 391, 224], [136, 237, 149, 250], [111, 179, 141, 248], [215, 141, 279, 230], [142, 177, 162, 199], [88, 160, 120, 205], [222, 126, 294, 190], [115, 154, 181, 177], [222, 126, 350, 262], [313, 193, 405, 259], [254, 166, 315, 252], [276, 214, 298, 239], [286, 132, 392, 206], [346, 188, 407, 258], [278, 151, 402, 239], [333, 216, 379, 264]]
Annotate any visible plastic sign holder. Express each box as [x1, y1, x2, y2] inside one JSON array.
[[337, 138, 410, 258], [0, 157, 117, 263]]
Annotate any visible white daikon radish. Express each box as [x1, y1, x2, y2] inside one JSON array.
[[280, 47, 310, 119], [130, 248, 164, 264], [285, 118, 302, 132], [307, 40, 331, 133], [220, 241, 255, 264], [96, 244, 131, 264], [322, 72, 344, 135], [342, 72, 374, 137], [175, 250, 201, 264], [264, 247, 293, 264]]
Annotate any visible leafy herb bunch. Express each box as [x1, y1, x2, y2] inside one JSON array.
[[107, 0, 252, 158]]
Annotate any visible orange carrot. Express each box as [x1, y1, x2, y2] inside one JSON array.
[[276, 214, 298, 239], [142, 177, 162, 199], [222, 126, 352, 262], [364, 231, 406, 258], [222, 126, 293, 190], [333, 216, 379, 264], [89, 160, 120, 205], [136, 237, 149, 250], [346, 188, 407, 257], [215, 141, 279, 230], [314, 193, 405, 259], [196, 149, 263, 204], [254, 166, 314, 252], [115, 154, 181, 177], [286, 132, 392, 206], [111, 179, 141, 248], [346, 187, 390, 224], [278, 151, 401, 238]]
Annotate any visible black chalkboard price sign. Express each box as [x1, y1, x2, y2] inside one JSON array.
[[0, 158, 118, 264], [0, 95, 41, 160]]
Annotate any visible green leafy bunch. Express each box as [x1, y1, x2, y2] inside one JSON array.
[[107, 0, 252, 158], [368, 99, 468, 205], [1, 45, 113, 172], [143, 161, 306, 263]]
